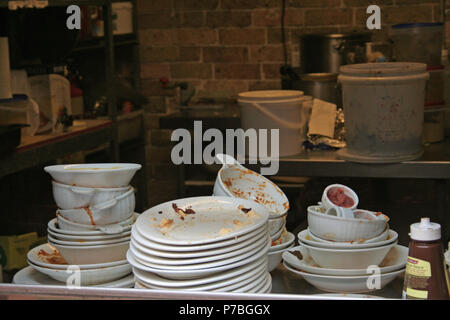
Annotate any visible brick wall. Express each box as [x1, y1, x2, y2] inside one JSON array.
[[137, 0, 446, 206]]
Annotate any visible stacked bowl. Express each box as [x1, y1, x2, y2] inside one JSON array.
[[16, 163, 141, 287], [213, 154, 294, 272], [282, 184, 406, 294], [128, 196, 273, 293]]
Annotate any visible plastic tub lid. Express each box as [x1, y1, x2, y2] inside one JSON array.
[[339, 62, 427, 77], [238, 90, 303, 101]]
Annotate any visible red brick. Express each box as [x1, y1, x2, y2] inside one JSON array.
[[203, 47, 249, 63], [221, 0, 280, 9], [343, 0, 393, 5], [262, 63, 283, 79], [143, 96, 167, 113], [248, 80, 281, 91], [198, 80, 249, 100], [267, 27, 290, 44], [206, 11, 252, 28], [136, 0, 173, 14], [138, 11, 181, 29], [181, 11, 205, 27], [170, 63, 213, 79], [174, 28, 218, 45], [250, 45, 285, 62], [254, 9, 303, 27], [396, 0, 438, 4], [305, 9, 352, 26], [141, 63, 170, 79], [174, 0, 219, 10], [178, 47, 201, 62], [215, 63, 261, 79], [219, 28, 266, 45], [139, 29, 172, 45], [290, 0, 340, 7], [140, 46, 179, 63], [142, 79, 177, 97]]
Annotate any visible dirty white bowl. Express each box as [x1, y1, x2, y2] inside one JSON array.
[[298, 229, 398, 250], [48, 239, 130, 265], [270, 231, 295, 251], [47, 228, 131, 242], [321, 184, 358, 211], [56, 188, 135, 225], [268, 216, 286, 237], [27, 260, 131, 286], [44, 163, 141, 188], [307, 226, 391, 245], [268, 237, 295, 273], [47, 233, 130, 247], [56, 213, 134, 234], [283, 260, 404, 294], [300, 240, 397, 269], [213, 154, 289, 218], [52, 180, 133, 210], [308, 205, 387, 242]]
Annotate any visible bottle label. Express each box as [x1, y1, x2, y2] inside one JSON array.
[[403, 256, 432, 299]]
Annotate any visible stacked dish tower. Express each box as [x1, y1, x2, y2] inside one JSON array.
[[282, 184, 407, 294], [14, 163, 141, 288], [129, 196, 272, 293]]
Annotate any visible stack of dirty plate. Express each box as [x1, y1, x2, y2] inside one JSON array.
[[128, 196, 273, 293], [14, 163, 141, 288], [212, 154, 294, 272], [282, 184, 406, 294]]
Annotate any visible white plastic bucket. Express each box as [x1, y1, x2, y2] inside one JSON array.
[[237, 90, 305, 157], [337, 63, 429, 163]]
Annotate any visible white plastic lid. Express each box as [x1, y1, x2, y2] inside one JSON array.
[[410, 217, 441, 241], [237, 90, 303, 101]]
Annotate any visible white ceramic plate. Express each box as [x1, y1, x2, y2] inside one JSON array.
[[47, 228, 132, 241], [129, 230, 268, 266], [44, 163, 141, 188], [48, 234, 131, 247], [28, 243, 129, 270], [298, 229, 398, 250], [132, 223, 266, 253], [268, 243, 295, 272], [135, 196, 269, 245], [134, 260, 267, 292], [129, 234, 269, 270], [282, 244, 408, 276], [131, 255, 267, 288], [13, 266, 134, 288], [127, 239, 270, 280], [270, 232, 295, 252], [283, 261, 404, 294], [235, 272, 271, 293], [131, 227, 267, 259], [27, 260, 132, 286], [48, 213, 138, 236]]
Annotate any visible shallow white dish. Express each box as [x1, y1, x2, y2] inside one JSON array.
[[28, 260, 131, 286], [270, 231, 295, 251], [48, 234, 130, 247], [308, 226, 390, 244], [283, 261, 404, 294], [307, 205, 387, 242], [127, 239, 270, 280], [135, 196, 269, 245], [129, 235, 269, 270], [47, 228, 131, 242], [131, 227, 267, 259], [282, 244, 408, 276], [298, 229, 398, 250], [27, 243, 129, 270], [44, 163, 141, 188], [299, 241, 397, 269], [268, 216, 285, 236], [56, 213, 134, 234], [130, 230, 268, 266], [49, 239, 130, 265], [131, 255, 267, 289], [52, 180, 133, 210], [269, 223, 285, 242], [131, 223, 266, 253], [134, 259, 267, 292], [268, 243, 294, 272], [48, 213, 137, 235], [239, 272, 271, 294], [213, 154, 289, 218], [13, 266, 134, 288], [56, 188, 135, 226]]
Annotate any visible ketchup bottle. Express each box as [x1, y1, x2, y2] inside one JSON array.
[[403, 218, 450, 300]]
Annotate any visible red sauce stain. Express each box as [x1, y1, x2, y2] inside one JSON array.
[[327, 187, 354, 208], [83, 206, 96, 225]]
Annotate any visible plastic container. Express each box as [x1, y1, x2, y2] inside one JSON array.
[[425, 66, 444, 107], [237, 90, 305, 157], [390, 23, 443, 66], [337, 62, 429, 163], [423, 107, 446, 143]]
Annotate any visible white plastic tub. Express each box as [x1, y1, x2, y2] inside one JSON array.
[[338, 62, 429, 163], [237, 90, 305, 157]]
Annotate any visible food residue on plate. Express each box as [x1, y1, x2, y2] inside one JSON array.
[[291, 250, 303, 261], [327, 187, 354, 208], [233, 219, 243, 228], [159, 218, 173, 229], [37, 248, 67, 265], [172, 203, 196, 220], [219, 228, 233, 236], [237, 205, 259, 218]]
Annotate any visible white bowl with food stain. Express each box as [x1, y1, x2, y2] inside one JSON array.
[[48, 239, 130, 265], [307, 205, 388, 242], [55, 212, 136, 234], [52, 180, 133, 210], [47, 233, 130, 247], [44, 163, 141, 188], [213, 154, 289, 219], [56, 188, 135, 226]]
